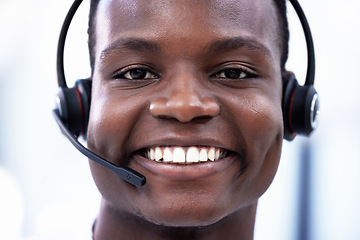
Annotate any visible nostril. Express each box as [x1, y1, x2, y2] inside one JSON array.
[[190, 115, 215, 123], [149, 95, 220, 123]]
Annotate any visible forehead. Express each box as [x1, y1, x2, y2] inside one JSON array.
[[94, 0, 280, 61]]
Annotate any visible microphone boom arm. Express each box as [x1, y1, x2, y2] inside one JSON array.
[[53, 109, 146, 187]]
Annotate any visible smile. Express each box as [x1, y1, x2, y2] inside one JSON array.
[[143, 146, 228, 164]]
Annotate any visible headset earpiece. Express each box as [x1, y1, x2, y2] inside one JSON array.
[[55, 79, 92, 138], [76, 79, 92, 136], [282, 72, 297, 141], [282, 72, 319, 141]]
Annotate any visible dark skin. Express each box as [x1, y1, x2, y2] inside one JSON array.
[[87, 0, 284, 239]]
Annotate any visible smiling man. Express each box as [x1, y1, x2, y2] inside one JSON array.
[[86, 0, 287, 239]]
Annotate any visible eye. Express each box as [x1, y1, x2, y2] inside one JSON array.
[[114, 67, 157, 80], [216, 69, 247, 79], [212, 67, 257, 80]]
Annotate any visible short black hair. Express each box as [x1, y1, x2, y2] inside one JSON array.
[[88, 0, 100, 73], [273, 0, 289, 72], [88, 0, 289, 73]]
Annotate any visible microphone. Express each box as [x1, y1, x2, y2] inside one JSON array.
[[53, 109, 146, 187]]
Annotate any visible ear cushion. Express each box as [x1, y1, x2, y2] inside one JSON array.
[[282, 73, 319, 141], [55, 79, 92, 138], [282, 74, 298, 141], [75, 79, 92, 138]]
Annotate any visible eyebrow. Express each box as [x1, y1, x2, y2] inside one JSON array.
[[99, 36, 271, 61], [100, 38, 161, 60], [206, 37, 271, 57]]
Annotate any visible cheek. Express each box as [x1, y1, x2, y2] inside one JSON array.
[[87, 99, 125, 161], [225, 92, 283, 143], [224, 92, 283, 205], [86, 87, 150, 214], [246, 95, 283, 183], [243, 95, 283, 142], [87, 85, 147, 163]]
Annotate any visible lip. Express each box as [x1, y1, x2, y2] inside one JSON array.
[[134, 152, 237, 181]]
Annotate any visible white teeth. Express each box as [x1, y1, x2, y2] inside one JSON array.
[[145, 146, 227, 164], [149, 148, 155, 160], [208, 147, 215, 161], [163, 147, 172, 162], [155, 147, 162, 161], [215, 149, 220, 160], [173, 147, 186, 163], [186, 147, 199, 163], [199, 148, 208, 162]]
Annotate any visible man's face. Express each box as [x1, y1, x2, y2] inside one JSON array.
[[87, 0, 283, 227]]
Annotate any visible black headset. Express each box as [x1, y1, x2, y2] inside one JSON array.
[[53, 0, 319, 187], [282, 0, 319, 141]]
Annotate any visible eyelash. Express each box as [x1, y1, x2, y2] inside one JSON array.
[[211, 66, 257, 80], [113, 66, 158, 80]]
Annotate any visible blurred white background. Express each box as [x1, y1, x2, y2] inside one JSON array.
[[0, 0, 359, 239]]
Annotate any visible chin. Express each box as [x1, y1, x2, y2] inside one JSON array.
[[156, 215, 222, 228], [149, 216, 223, 229], [139, 201, 231, 228]]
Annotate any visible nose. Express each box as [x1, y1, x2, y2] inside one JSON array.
[[149, 78, 220, 123]]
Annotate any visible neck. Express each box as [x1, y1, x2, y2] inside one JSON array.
[[93, 199, 257, 240]]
